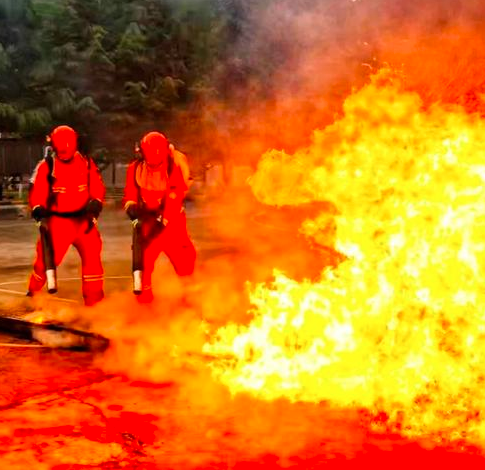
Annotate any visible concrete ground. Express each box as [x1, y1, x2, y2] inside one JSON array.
[[0, 199, 484, 469]]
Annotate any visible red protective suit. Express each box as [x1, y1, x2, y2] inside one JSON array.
[[28, 151, 106, 306], [123, 151, 196, 303]]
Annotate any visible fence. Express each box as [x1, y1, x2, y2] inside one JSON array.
[[100, 162, 128, 189], [0, 140, 44, 180]]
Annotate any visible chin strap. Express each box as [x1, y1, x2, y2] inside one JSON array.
[[55, 155, 75, 163], [145, 161, 165, 171]]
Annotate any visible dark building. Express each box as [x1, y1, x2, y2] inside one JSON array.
[[0, 135, 44, 180]]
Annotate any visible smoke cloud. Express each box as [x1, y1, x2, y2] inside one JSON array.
[[200, 0, 485, 169]]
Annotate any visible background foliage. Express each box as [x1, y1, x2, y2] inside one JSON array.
[[0, 0, 249, 166]]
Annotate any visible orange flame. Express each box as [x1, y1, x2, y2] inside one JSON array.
[[30, 314, 44, 324], [204, 67, 485, 443]]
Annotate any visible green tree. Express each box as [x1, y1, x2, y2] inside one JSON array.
[[0, 0, 237, 160]]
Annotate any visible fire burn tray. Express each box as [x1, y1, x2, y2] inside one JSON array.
[[0, 315, 110, 352]]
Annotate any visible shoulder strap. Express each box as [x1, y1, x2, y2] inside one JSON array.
[[133, 158, 142, 189], [45, 153, 54, 186], [132, 159, 143, 207], [45, 153, 56, 209], [167, 154, 174, 178]]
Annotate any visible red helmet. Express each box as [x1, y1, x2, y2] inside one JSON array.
[[50, 125, 78, 162], [140, 131, 169, 168]]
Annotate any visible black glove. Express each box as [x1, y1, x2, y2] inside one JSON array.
[[126, 203, 140, 221], [32, 206, 49, 222], [86, 199, 103, 219]]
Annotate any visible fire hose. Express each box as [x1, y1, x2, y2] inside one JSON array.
[[38, 220, 57, 294], [132, 218, 143, 295], [131, 215, 167, 294]]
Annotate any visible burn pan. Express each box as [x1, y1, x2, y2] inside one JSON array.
[[0, 315, 110, 352]]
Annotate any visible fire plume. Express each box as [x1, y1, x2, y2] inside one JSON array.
[[204, 68, 485, 443]]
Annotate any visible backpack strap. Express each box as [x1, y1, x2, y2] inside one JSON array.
[[45, 152, 55, 209], [132, 158, 142, 207], [167, 153, 174, 178], [45, 153, 54, 184]]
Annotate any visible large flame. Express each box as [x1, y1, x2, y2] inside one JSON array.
[[204, 68, 485, 442]]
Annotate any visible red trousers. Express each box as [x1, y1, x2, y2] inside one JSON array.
[[28, 216, 104, 306], [139, 212, 196, 302]]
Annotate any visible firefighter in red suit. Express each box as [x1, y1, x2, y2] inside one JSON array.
[[123, 131, 196, 303], [28, 125, 106, 306]]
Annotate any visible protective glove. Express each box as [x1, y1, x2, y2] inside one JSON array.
[[86, 199, 103, 220], [126, 203, 140, 221], [32, 206, 49, 222]]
